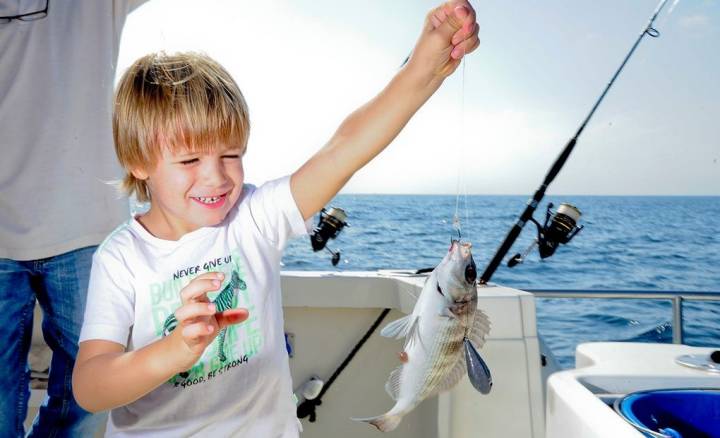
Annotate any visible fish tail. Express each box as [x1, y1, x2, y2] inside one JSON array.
[[352, 414, 403, 432]]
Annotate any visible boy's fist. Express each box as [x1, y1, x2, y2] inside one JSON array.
[[412, 0, 480, 79]]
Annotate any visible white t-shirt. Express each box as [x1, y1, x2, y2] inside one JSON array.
[[0, 0, 145, 260], [80, 176, 308, 437]]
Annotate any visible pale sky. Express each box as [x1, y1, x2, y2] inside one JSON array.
[[118, 0, 719, 195]]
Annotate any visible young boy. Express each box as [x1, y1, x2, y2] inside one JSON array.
[[72, 1, 479, 436]]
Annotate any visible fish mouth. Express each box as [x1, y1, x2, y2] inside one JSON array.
[[449, 240, 473, 258], [446, 240, 478, 285], [459, 242, 472, 258]]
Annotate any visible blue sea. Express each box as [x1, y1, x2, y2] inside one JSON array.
[[282, 195, 720, 368]]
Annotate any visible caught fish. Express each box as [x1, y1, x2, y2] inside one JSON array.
[[354, 240, 491, 432]]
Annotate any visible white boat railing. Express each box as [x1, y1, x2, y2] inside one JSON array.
[[523, 289, 720, 345]]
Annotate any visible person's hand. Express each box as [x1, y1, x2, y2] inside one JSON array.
[[408, 0, 480, 80], [170, 272, 249, 368]]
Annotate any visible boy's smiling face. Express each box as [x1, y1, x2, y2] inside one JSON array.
[[133, 144, 245, 240]]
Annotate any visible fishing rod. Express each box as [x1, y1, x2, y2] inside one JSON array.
[[479, 0, 672, 285]]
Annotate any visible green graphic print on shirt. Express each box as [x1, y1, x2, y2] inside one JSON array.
[[162, 271, 245, 362], [149, 251, 265, 388]]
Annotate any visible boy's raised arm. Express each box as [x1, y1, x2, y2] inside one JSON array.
[[291, 1, 479, 220]]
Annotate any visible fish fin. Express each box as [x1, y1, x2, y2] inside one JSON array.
[[429, 354, 467, 398], [384, 365, 403, 400], [380, 314, 414, 339], [402, 317, 422, 350], [464, 338, 493, 394], [352, 414, 403, 432], [469, 308, 491, 348]]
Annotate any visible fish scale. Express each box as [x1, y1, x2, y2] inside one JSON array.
[[418, 320, 466, 400]]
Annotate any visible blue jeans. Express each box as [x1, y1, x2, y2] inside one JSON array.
[[0, 246, 105, 437]]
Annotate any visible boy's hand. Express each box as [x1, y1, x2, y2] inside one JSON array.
[[170, 272, 249, 368], [409, 0, 479, 80]]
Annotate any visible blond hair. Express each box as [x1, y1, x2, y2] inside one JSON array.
[[113, 52, 250, 202]]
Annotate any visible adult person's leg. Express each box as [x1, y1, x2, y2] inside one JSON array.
[[27, 246, 106, 437], [0, 259, 37, 437]]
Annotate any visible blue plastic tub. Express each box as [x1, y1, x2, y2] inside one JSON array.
[[615, 389, 720, 438]]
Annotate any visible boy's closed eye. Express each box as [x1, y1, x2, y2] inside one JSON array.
[[174, 148, 242, 166]]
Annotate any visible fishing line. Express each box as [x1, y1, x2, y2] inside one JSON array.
[[458, 48, 476, 351], [478, 0, 673, 285], [461, 57, 470, 232], [463, 54, 471, 227], [453, 56, 470, 241]]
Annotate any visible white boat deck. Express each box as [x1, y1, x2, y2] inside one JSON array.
[[546, 342, 720, 438], [25, 271, 718, 437], [27, 271, 545, 437], [281, 271, 544, 438]]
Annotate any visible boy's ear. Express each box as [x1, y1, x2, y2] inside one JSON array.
[[130, 167, 149, 180]]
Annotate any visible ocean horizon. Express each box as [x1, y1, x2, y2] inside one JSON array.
[[336, 194, 720, 197], [282, 194, 720, 367]]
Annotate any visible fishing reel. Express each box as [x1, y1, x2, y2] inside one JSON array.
[[508, 202, 583, 267], [310, 207, 348, 266]]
